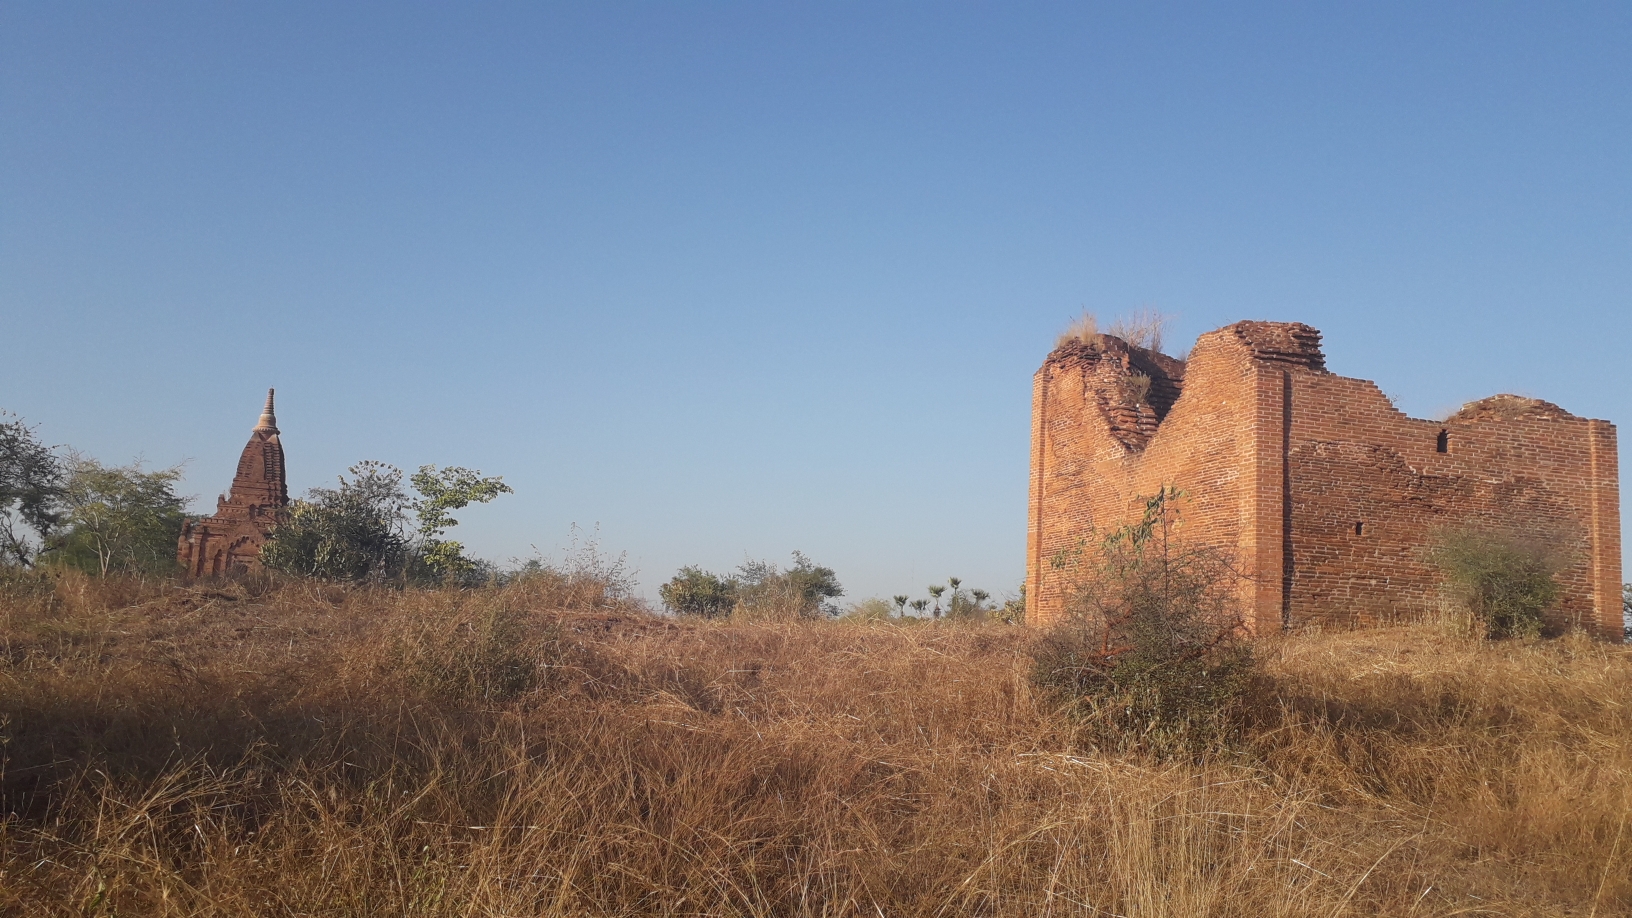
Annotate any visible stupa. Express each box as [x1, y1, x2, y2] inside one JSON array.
[[177, 389, 289, 576]]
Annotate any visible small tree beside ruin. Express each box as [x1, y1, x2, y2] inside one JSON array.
[[52, 454, 188, 576], [410, 464, 514, 580], [1431, 528, 1560, 639], [1031, 487, 1255, 759], [262, 461, 511, 584]]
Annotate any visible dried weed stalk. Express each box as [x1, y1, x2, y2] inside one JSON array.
[[1, 569, 1629, 916]]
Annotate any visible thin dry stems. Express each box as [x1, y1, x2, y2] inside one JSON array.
[[1, 577, 1628, 916], [1105, 308, 1170, 355], [1056, 309, 1173, 356], [1057, 312, 1098, 348]]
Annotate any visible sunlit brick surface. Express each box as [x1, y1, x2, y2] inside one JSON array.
[[1027, 322, 1622, 639], [177, 390, 289, 577]]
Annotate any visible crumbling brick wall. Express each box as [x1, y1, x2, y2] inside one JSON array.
[[1027, 321, 1623, 639]]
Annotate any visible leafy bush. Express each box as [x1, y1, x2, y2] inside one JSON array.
[[660, 552, 843, 620], [1620, 582, 1630, 642], [944, 580, 994, 621], [840, 597, 896, 621], [1031, 487, 1255, 759], [998, 586, 1026, 624], [659, 566, 738, 618], [409, 465, 513, 579], [261, 461, 412, 581], [735, 552, 842, 620], [0, 411, 63, 568], [1431, 529, 1559, 639], [262, 461, 511, 583]]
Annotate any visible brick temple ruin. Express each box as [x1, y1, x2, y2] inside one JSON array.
[[1026, 321, 1624, 639], [177, 389, 288, 576]]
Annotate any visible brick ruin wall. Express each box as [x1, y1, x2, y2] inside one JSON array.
[[1027, 321, 1624, 639]]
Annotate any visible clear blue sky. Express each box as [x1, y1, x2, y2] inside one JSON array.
[[3, 3, 1629, 605]]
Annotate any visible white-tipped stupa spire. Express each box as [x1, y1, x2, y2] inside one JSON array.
[[254, 388, 279, 433]]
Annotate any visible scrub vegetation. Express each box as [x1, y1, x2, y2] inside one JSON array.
[[1430, 527, 1562, 640], [1033, 488, 1257, 760], [3, 568, 1630, 917], [5, 404, 1629, 915]]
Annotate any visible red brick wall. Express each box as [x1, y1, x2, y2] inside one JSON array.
[[1027, 321, 1624, 640]]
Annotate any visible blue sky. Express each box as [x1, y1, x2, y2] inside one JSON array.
[[3, 3, 1629, 604]]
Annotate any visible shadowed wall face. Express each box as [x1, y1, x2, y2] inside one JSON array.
[[177, 390, 289, 577], [1028, 322, 1623, 639]]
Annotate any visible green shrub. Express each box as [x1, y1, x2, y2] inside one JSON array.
[[261, 462, 412, 581], [0, 411, 64, 568], [659, 566, 738, 618], [1431, 529, 1559, 639], [1031, 487, 1255, 759], [736, 552, 842, 620], [998, 586, 1026, 625], [661, 553, 843, 621], [941, 578, 995, 621]]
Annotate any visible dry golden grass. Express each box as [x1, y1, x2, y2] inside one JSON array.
[[1056, 310, 1173, 356], [2, 571, 1629, 916], [1057, 313, 1098, 348], [1104, 309, 1169, 355]]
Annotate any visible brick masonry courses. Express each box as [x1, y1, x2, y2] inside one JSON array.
[[1026, 321, 1624, 640], [177, 389, 289, 577]]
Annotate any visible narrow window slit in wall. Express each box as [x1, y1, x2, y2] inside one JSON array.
[[1355, 521, 1364, 536], [1436, 429, 1449, 453]]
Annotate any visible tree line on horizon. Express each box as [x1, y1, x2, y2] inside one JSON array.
[[1, 408, 867, 614], [0, 409, 510, 584], [14, 403, 1599, 642]]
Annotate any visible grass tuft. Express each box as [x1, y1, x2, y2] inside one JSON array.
[[2, 575, 1629, 915], [1056, 311, 1098, 348]]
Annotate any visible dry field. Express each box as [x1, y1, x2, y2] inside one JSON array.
[[1, 572, 1629, 917]]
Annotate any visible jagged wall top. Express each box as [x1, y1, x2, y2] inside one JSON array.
[[1038, 321, 1331, 453], [1042, 332, 1186, 452], [1450, 394, 1581, 424], [1220, 320, 1327, 371], [1029, 317, 1622, 637]]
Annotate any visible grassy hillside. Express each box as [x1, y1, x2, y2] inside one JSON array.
[[2, 572, 1629, 916]]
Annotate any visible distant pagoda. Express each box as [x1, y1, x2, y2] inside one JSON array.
[[177, 389, 289, 576]]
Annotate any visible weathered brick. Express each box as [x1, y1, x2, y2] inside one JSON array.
[[177, 390, 289, 577], [1026, 322, 1623, 639]]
